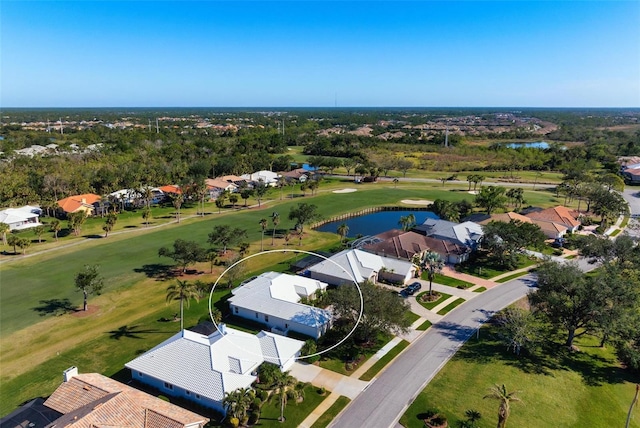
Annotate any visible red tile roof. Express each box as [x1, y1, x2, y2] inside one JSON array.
[[525, 206, 580, 229], [57, 194, 101, 213], [365, 229, 469, 260], [158, 185, 182, 194], [43, 373, 208, 428]]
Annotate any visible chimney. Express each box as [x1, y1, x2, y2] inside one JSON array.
[[219, 323, 227, 335], [63, 366, 78, 382], [81, 198, 86, 204]]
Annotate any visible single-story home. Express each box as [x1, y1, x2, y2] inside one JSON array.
[[0, 205, 42, 230], [228, 272, 331, 339], [363, 229, 472, 264], [205, 178, 239, 199], [125, 326, 303, 416], [0, 367, 209, 428], [622, 167, 640, 184], [470, 211, 569, 240], [524, 206, 581, 233], [241, 170, 280, 187], [57, 193, 101, 215], [280, 168, 309, 183], [159, 184, 183, 195], [306, 248, 416, 286], [413, 219, 484, 249]]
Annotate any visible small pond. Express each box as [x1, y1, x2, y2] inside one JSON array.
[[504, 141, 550, 149], [315, 209, 439, 237]]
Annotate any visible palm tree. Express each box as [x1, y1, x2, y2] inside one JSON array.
[[277, 176, 288, 200], [166, 279, 200, 331], [421, 251, 444, 297], [271, 212, 280, 246], [0, 222, 10, 246], [259, 218, 268, 251], [398, 214, 416, 231], [393, 178, 399, 188], [483, 384, 521, 428], [337, 222, 349, 244], [223, 387, 255, 426], [50, 219, 61, 241], [171, 192, 184, 223], [273, 371, 297, 422]]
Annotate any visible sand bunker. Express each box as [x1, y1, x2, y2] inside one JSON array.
[[333, 188, 358, 194], [468, 191, 478, 195], [401, 199, 433, 206]]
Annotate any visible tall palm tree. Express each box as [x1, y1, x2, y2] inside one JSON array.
[[271, 212, 280, 246], [259, 218, 268, 251], [0, 222, 10, 246], [421, 250, 444, 297], [398, 214, 416, 231], [337, 222, 349, 244], [166, 279, 200, 331], [483, 384, 521, 428], [273, 371, 297, 422], [223, 387, 255, 425], [171, 192, 184, 223], [50, 219, 61, 241]]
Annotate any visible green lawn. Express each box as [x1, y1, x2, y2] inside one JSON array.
[[400, 327, 640, 428], [472, 287, 487, 293], [359, 340, 410, 381], [495, 271, 530, 283], [422, 273, 474, 289], [416, 320, 432, 331], [415, 292, 452, 310], [456, 255, 537, 279], [258, 384, 328, 427], [310, 396, 351, 428], [436, 298, 465, 315], [609, 229, 622, 237], [318, 333, 393, 376], [405, 311, 421, 325]]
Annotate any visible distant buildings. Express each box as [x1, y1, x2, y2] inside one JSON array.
[[0, 205, 42, 230]]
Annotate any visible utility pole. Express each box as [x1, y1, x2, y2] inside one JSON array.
[[156, 118, 159, 134]]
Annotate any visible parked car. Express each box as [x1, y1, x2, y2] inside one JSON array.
[[401, 281, 422, 296], [399, 288, 411, 298]]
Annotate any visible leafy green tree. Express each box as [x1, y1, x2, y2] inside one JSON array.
[[475, 186, 507, 215], [495, 307, 540, 356], [483, 384, 521, 428], [505, 188, 526, 211], [240, 188, 253, 207], [7, 233, 19, 254], [67, 211, 87, 236], [142, 206, 151, 227], [229, 193, 239, 208], [254, 179, 268, 207], [420, 251, 444, 297], [529, 261, 604, 347], [102, 213, 118, 238], [429, 199, 460, 222], [75, 264, 104, 311], [307, 179, 319, 195], [327, 280, 411, 344], [288, 203, 321, 233], [16, 237, 31, 254], [208, 224, 248, 254], [271, 211, 280, 245], [215, 193, 227, 213], [166, 279, 200, 331], [396, 158, 413, 177], [482, 220, 545, 269], [158, 239, 207, 273]]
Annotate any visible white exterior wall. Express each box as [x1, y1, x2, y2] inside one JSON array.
[[230, 303, 323, 339], [131, 370, 225, 414]]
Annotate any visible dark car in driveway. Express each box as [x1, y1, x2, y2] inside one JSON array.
[[399, 282, 422, 297]]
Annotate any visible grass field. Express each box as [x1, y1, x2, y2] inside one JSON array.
[[400, 328, 640, 428], [416, 320, 432, 330], [422, 273, 474, 289], [310, 396, 351, 428], [258, 384, 328, 427], [416, 292, 452, 310], [495, 271, 530, 283], [359, 340, 410, 381], [436, 298, 466, 315], [0, 177, 580, 418]]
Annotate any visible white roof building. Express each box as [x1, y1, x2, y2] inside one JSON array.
[[240, 170, 281, 186], [125, 326, 303, 415], [0, 205, 42, 230], [306, 248, 416, 286], [229, 272, 331, 339], [414, 219, 484, 249]]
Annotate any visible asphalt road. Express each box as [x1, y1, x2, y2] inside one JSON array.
[[330, 257, 597, 428]]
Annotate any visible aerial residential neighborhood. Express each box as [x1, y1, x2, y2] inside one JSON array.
[[2, 1, 640, 427]]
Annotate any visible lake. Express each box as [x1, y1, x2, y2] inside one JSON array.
[[315, 209, 439, 237]]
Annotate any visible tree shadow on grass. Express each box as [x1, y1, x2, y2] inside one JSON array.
[[32, 298, 77, 316], [133, 263, 177, 280], [107, 325, 164, 340]]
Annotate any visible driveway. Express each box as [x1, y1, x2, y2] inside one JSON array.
[[330, 257, 597, 428]]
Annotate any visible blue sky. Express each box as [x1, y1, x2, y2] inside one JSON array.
[[2, 1, 639, 107]]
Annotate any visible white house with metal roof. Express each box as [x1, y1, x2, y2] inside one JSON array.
[[228, 272, 331, 339], [0, 205, 42, 230], [306, 248, 416, 286], [125, 326, 303, 415]]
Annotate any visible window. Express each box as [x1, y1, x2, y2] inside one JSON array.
[[195, 394, 201, 400], [285, 323, 289, 329], [185, 390, 191, 396], [137, 372, 143, 378], [264, 315, 269, 322], [255, 312, 259, 319], [234, 307, 238, 314], [164, 382, 173, 390]]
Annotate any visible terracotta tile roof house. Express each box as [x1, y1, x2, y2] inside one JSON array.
[[471, 211, 569, 240], [126, 326, 303, 416], [363, 229, 471, 264], [35, 368, 208, 428], [525, 206, 580, 231], [57, 193, 101, 214], [205, 178, 238, 199], [468, 212, 533, 225], [306, 248, 416, 286], [159, 184, 183, 195], [228, 272, 332, 339]]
